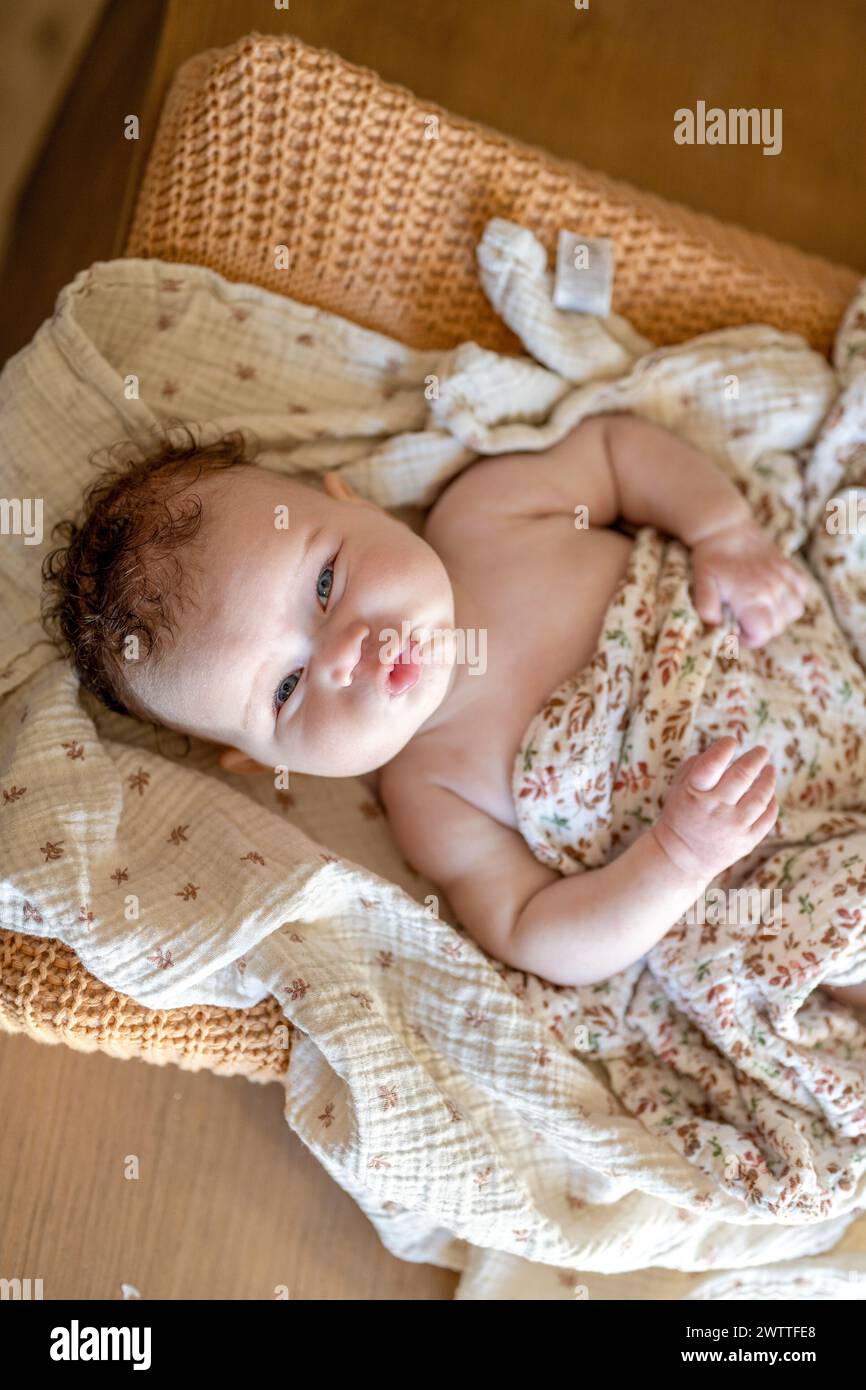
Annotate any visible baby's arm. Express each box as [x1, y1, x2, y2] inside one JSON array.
[[597, 412, 754, 545], [578, 414, 808, 647], [382, 738, 776, 988], [453, 413, 807, 649], [513, 738, 776, 984]]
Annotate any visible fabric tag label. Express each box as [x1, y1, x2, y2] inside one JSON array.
[[553, 230, 614, 317]]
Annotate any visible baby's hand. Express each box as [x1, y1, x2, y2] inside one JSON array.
[[651, 737, 778, 883], [690, 518, 808, 649]]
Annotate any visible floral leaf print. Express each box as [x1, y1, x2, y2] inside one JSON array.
[[240, 850, 265, 866], [540, 694, 567, 726], [724, 685, 748, 740], [379, 1085, 398, 1112], [445, 1100, 463, 1123], [62, 740, 85, 760], [660, 699, 692, 746], [285, 978, 308, 1000], [350, 991, 373, 1010], [40, 840, 64, 862], [473, 1167, 493, 1191], [518, 765, 560, 802], [79, 906, 95, 929], [376, 950, 395, 969], [175, 882, 200, 901], [575, 768, 608, 809], [148, 948, 173, 970], [464, 1007, 489, 1028], [127, 768, 150, 797], [520, 741, 538, 772], [22, 900, 43, 925], [111, 867, 129, 887], [658, 623, 686, 685], [802, 653, 831, 711], [167, 824, 189, 845], [367, 1154, 391, 1170], [612, 760, 652, 796], [567, 691, 596, 737], [318, 1102, 335, 1128], [2, 785, 26, 804]]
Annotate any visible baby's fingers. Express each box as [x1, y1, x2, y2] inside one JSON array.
[[693, 568, 723, 624], [737, 597, 785, 649], [736, 762, 776, 823], [715, 743, 770, 804], [686, 736, 740, 790], [779, 570, 807, 622], [746, 793, 779, 840]]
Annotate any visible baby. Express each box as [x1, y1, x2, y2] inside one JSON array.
[[41, 417, 865, 1006]]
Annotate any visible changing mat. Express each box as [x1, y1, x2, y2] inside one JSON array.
[[4, 217, 866, 1299]]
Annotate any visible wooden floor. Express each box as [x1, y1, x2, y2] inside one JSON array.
[[0, 1031, 454, 1300], [3, 0, 866, 1301]]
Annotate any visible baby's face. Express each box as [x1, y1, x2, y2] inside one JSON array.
[[124, 465, 457, 776]]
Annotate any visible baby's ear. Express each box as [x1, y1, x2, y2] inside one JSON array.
[[218, 746, 271, 775], [323, 470, 381, 512]]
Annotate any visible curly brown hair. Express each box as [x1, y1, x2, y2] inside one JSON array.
[[41, 422, 259, 722]]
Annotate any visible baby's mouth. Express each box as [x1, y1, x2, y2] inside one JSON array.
[[386, 638, 422, 696]]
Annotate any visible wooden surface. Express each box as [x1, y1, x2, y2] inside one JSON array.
[[116, 0, 866, 270], [0, 0, 167, 364], [0, 0, 108, 268], [0, 1031, 456, 1299], [3, 0, 866, 1302]]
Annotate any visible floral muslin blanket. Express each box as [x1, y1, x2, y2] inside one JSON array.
[[512, 466, 866, 1219]]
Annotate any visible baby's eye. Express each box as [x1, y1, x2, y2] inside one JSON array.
[[274, 556, 338, 715], [274, 671, 301, 711], [317, 561, 335, 606]]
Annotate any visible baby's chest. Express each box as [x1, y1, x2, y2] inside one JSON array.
[[419, 514, 634, 829]]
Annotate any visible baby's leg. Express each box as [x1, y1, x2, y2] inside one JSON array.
[[821, 982, 866, 1009]]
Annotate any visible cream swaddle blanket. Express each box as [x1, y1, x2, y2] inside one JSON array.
[[4, 218, 866, 1298]]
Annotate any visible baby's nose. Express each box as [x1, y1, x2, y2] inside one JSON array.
[[328, 620, 371, 687]]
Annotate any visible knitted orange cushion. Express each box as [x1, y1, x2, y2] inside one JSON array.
[[2, 32, 857, 1082]]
